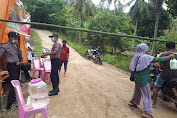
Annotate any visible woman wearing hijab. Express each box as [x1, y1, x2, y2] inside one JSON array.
[[129, 43, 175, 118]]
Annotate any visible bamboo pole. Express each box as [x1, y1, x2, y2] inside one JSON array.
[[0, 19, 175, 43]]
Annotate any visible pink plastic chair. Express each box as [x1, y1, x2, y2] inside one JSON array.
[[32, 57, 44, 79], [43, 59, 51, 82], [11, 80, 48, 118]]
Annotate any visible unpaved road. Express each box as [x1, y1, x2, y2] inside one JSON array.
[[33, 29, 177, 118]]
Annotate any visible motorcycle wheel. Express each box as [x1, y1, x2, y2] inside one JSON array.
[[86, 53, 90, 59], [99, 60, 102, 65], [93, 59, 97, 64]]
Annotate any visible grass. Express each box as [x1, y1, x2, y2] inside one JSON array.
[[103, 53, 133, 72], [55, 32, 89, 56], [31, 30, 43, 57], [55, 32, 133, 72]]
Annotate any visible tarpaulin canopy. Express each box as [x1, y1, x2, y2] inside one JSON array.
[[0, 0, 31, 64]]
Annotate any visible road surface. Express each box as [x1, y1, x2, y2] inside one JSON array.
[[33, 29, 177, 118]]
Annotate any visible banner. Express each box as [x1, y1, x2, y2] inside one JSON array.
[[6, 0, 31, 36]]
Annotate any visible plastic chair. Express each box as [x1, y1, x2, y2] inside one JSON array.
[[11, 80, 48, 118], [32, 57, 44, 79], [43, 59, 51, 82]]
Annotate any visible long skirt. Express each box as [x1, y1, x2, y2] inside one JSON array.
[[131, 83, 152, 115]]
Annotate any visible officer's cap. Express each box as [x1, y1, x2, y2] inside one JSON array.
[[49, 33, 58, 38], [8, 32, 20, 38]]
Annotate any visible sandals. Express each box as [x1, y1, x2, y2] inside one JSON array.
[[142, 112, 154, 118], [128, 101, 137, 107]]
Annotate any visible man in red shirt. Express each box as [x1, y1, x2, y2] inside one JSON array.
[[59, 40, 69, 74]]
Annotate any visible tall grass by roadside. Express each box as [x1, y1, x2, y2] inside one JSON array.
[[103, 54, 133, 72], [31, 30, 43, 57], [55, 32, 133, 72]]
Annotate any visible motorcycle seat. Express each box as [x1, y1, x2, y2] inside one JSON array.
[[164, 78, 177, 86]]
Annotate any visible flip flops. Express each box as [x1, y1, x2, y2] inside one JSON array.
[[142, 112, 154, 118], [128, 102, 137, 107]]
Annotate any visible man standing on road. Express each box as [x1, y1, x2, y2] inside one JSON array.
[[59, 40, 69, 74], [0, 32, 23, 109], [40, 33, 61, 96]]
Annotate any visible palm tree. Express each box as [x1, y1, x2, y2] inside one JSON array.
[[100, 0, 120, 10], [72, 0, 96, 42], [64, 0, 75, 5], [151, 0, 164, 55], [129, 0, 150, 47], [72, 0, 96, 26]]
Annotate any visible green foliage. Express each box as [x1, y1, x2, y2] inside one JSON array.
[[23, 0, 67, 29], [137, 5, 170, 38], [72, 0, 96, 27], [129, 0, 150, 23], [103, 53, 134, 72], [31, 30, 43, 57], [165, 0, 177, 17], [87, 12, 134, 53]]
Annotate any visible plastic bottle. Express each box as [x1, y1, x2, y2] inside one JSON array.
[[28, 78, 50, 109], [170, 58, 177, 70]]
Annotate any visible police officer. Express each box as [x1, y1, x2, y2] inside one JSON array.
[[41, 33, 61, 96], [0, 32, 23, 109]]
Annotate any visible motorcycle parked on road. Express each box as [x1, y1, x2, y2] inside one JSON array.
[[150, 64, 177, 109], [86, 48, 103, 65]]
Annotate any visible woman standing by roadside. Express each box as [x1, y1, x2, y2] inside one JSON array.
[[128, 43, 175, 118]]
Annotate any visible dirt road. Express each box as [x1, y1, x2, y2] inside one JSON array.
[[33, 29, 177, 118]]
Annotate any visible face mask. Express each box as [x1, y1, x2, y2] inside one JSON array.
[[12, 40, 16, 44], [63, 45, 66, 47], [51, 37, 56, 42]]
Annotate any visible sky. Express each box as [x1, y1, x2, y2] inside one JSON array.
[[92, 0, 167, 13], [91, 0, 135, 13]]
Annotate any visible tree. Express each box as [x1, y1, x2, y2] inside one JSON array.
[[129, 0, 149, 47], [23, 0, 67, 29], [88, 12, 134, 54], [72, 0, 96, 27], [165, 0, 177, 17], [151, 0, 165, 55], [137, 5, 170, 38], [100, 0, 121, 10], [72, 0, 96, 42]]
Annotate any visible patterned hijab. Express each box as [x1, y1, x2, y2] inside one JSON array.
[[129, 43, 154, 72]]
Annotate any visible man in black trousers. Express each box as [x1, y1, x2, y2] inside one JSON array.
[[41, 33, 61, 96], [0, 32, 23, 109]]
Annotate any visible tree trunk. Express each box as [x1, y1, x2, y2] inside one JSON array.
[[111, 47, 114, 55], [132, 18, 138, 48], [114, 45, 116, 55], [78, 17, 82, 43], [151, 9, 160, 56]]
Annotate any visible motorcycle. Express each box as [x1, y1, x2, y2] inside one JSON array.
[[86, 48, 103, 65], [31, 50, 36, 58], [43, 47, 51, 54], [150, 64, 177, 108]]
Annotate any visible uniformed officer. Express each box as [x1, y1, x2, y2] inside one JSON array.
[[0, 32, 23, 109], [41, 33, 61, 96]]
